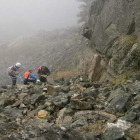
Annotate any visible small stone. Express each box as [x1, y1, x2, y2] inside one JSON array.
[[38, 110, 49, 119]]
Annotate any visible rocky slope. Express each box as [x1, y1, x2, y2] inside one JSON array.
[[0, 75, 140, 140], [82, 0, 140, 82]]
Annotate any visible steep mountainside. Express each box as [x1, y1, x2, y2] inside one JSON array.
[[82, 0, 140, 82]]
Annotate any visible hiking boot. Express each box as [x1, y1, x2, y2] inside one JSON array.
[[11, 85, 17, 89]]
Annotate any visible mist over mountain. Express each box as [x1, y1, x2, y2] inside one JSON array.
[[0, 0, 80, 42], [0, 26, 92, 85]]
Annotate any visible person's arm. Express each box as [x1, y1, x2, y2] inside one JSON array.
[[15, 70, 19, 75], [45, 67, 50, 76], [37, 69, 41, 75], [30, 73, 37, 80], [8, 69, 14, 76], [47, 69, 50, 76], [8, 67, 15, 76]]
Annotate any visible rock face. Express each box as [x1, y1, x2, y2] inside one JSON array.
[[82, 0, 140, 82], [85, 0, 140, 54]]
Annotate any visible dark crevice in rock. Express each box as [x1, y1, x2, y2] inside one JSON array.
[[82, 26, 92, 40], [105, 22, 113, 32], [127, 18, 135, 35]]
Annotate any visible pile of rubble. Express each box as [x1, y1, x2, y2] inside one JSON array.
[[0, 76, 140, 140]]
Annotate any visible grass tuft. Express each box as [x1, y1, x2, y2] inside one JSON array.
[[51, 68, 78, 79]]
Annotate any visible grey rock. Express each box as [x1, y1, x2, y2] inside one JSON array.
[[121, 111, 137, 123], [70, 99, 92, 110], [131, 104, 140, 112], [4, 108, 23, 120], [128, 81, 140, 94], [18, 93, 27, 100], [134, 94, 140, 100], [106, 93, 132, 113], [0, 98, 15, 107], [30, 94, 46, 105], [12, 100, 23, 108], [23, 94, 31, 105], [47, 85, 61, 95], [61, 86, 70, 93], [53, 99, 68, 108], [64, 108, 76, 116], [129, 72, 140, 81], [1, 86, 8, 89], [85, 0, 140, 54], [0, 122, 19, 138], [85, 132, 101, 140], [107, 88, 125, 102], [70, 117, 88, 128], [83, 88, 98, 99], [102, 127, 125, 140]]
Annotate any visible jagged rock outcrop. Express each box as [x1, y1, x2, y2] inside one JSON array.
[[85, 0, 140, 53], [82, 0, 140, 82]]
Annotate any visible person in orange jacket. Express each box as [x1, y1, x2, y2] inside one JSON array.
[[24, 70, 37, 85]]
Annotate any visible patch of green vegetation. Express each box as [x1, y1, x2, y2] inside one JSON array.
[[118, 34, 137, 47], [111, 70, 134, 85]]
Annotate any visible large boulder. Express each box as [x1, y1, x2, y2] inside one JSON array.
[[30, 94, 46, 105], [3, 108, 23, 120], [102, 127, 126, 140], [106, 92, 132, 113], [47, 85, 61, 95]]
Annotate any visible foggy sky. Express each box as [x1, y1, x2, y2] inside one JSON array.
[[0, 0, 80, 41]]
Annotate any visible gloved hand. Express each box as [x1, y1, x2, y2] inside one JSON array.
[[41, 75, 47, 78]]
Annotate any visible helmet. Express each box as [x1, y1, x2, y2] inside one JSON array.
[[15, 62, 21, 68]]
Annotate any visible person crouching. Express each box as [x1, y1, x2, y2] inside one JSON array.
[[37, 66, 50, 83], [24, 70, 37, 85]]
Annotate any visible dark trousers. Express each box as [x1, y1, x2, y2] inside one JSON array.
[[24, 78, 36, 85], [10, 76, 17, 86], [39, 76, 47, 82]]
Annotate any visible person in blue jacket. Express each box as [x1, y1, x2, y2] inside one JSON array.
[[24, 70, 37, 85]]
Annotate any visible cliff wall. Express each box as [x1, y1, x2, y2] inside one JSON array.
[[82, 0, 140, 82]]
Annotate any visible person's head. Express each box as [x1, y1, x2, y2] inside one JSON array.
[[41, 66, 46, 72], [28, 70, 32, 73], [15, 62, 21, 68]]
